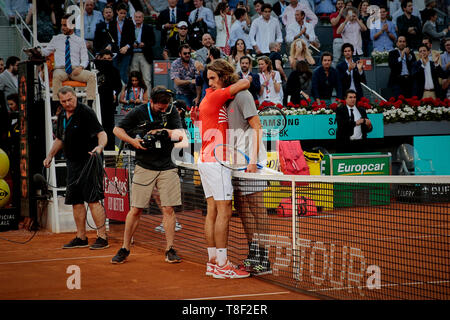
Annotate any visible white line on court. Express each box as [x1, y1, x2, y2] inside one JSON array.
[[0, 254, 146, 265], [308, 279, 450, 293], [186, 291, 291, 300]]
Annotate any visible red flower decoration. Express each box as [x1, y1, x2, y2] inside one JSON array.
[[300, 100, 308, 107]]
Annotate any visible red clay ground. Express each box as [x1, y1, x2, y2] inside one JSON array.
[[0, 229, 317, 300]]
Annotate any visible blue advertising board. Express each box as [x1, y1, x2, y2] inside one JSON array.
[[186, 114, 384, 143]]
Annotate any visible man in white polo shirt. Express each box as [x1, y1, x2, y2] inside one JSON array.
[[249, 3, 283, 56]]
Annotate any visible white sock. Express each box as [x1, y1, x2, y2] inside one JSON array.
[[216, 248, 227, 267], [207, 247, 216, 263]]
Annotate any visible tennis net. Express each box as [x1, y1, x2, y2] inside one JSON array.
[[104, 154, 450, 300]]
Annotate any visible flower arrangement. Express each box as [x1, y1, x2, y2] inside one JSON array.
[[371, 50, 389, 65], [254, 96, 450, 124]]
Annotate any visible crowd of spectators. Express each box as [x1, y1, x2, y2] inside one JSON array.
[[1, 0, 450, 113]]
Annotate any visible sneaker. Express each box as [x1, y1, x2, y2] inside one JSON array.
[[165, 247, 182, 263], [62, 237, 88, 249], [155, 221, 182, 233], [89, 237, 109, 250], [206, 262, 215, 276], [111, 248, 130, 264], [155, 223, 165, 233], [251, 259, 272, 276], [213, 260, 250, 279]]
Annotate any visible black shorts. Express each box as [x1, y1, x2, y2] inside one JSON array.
[[65, 158, 104, 205]]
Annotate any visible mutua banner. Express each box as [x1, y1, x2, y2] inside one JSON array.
[[104, 168, 129, 221]]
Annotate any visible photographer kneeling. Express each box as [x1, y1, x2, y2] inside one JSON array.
[[111, 86, 188, 264]]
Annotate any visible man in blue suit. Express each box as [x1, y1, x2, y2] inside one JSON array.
[[311, 52, 341, 104], [237, 56, 261, 101]]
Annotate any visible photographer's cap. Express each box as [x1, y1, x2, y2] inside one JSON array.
[[177, 21, 188, 28]]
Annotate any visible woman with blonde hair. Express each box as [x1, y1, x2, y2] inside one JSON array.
[[257, 55, 283, 104], [289, 38, 316, 68]]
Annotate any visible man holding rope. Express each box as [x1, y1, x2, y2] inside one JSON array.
[[43, 86, 109, 250]]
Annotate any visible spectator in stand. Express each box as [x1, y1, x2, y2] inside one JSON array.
[[170, 44, 198, 107], [370, 5, 397, 53], [420, 0, 438, 23], [143, 0, 170, 15], [358, 0, 372, 57], [330, 0, 346, 66], [119, 70, 149, 113], [156, 0, 188, 47], [269, 42, 288, 83], [257, 56, 283, 104], [419, 36, 442, 66], [388, 35, 417, 98], [93, 5, 116, 55], [337, 6, 367, 58], [163, 21, 194, 59], [0, 56, 19, 109], [396, 0, 423, 50], [273, 0, 289, 19], [315, 0, 337, 16], [336, 43, 366, 100], [194, 33, 227, 65], [75, 0, 104, 53], [286, 9, 320, 50], [440, 38, 450, 98], [112, 3, 136, 84], [41, 15, 96, 105], [229, 7, 252, 49], [289, 38, 316, 68], [412, 43, 448, 99], [0, 58, 4, 74], [251, 0, 265, 22], [178, 0, 196, 13], [282, 0, 318, 28], [249, 3, 283, 56], [94, 49, 123, 150], [335, 89, 373, 153], [130, 11, 155, 92], [286, 60, 313, 104], [311, 52, 341, 103], [238, 56, 261, 100], [25, 0, 56, 44], [214, 2, 233, 55], [118, 0, 140, 17], [4, 0, 28, 24], [422, 9, 449, 50], [189, 0, 216, 38], [228, 39, 249, 73], [194, 46, 221, 105], [96, 0, 109, 13]]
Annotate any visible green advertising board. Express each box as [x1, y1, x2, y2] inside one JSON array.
[[321, 153, 392, 208]]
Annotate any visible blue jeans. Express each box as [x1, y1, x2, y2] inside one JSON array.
[[176, 93, 195, 108], [113, 54, 132, 85]]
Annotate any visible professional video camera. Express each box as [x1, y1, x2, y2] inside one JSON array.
[[133, 113, 171, 150]]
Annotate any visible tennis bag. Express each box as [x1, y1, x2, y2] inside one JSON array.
[[276, 196, 317, 217], [278, 140, 310, 186]]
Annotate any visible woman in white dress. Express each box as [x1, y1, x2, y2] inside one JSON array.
[[257, 55, 283, 104], [214, 2, 233, 55]]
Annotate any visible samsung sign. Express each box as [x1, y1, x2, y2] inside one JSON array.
[[186, 114, 384, 142]]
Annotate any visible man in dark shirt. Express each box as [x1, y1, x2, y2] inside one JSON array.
[[396, 0, 423, 50], [268, 42, 287, 82], [111, 85, 188, 264], [238, 56, 261, 100], [311, 52, 342, 103], [43, 86, 109, 250], [162, 21, 193, 59]]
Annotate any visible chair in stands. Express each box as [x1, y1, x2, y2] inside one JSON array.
[[396, 143, 435, 175]]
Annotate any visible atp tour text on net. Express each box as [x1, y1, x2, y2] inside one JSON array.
[[252, 233, 381, 295]]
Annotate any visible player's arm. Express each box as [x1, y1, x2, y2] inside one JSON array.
[[229, 78, 250, 96], [247, 115, 263, 173]]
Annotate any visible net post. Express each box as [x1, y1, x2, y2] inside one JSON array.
[[291, 177, 297, 257]]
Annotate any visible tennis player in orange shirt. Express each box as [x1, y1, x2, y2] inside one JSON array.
[[191, 59, 250, 279]]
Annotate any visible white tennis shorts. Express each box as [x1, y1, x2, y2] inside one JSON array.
[[197, 161, 233, 201]]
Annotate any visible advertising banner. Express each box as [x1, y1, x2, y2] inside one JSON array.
[[104, 168, 129, 221]]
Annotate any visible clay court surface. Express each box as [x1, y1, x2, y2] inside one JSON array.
[[0, 229, 316, 300]]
